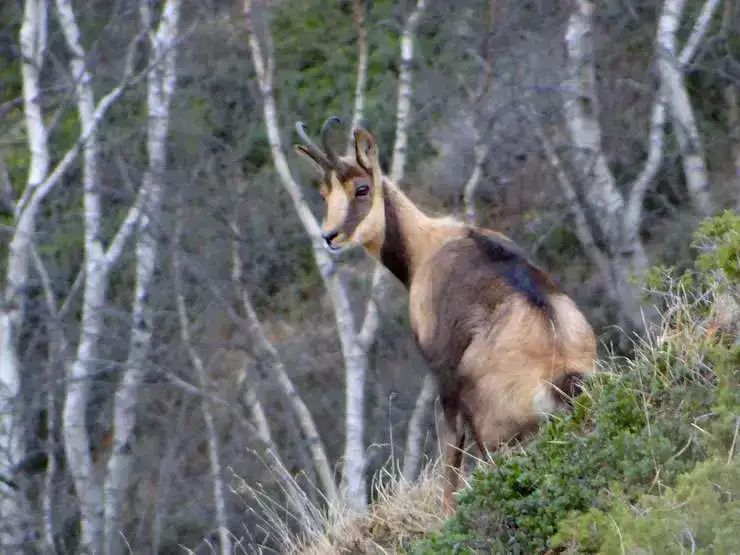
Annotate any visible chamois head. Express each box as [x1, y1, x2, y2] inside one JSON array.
[[294, 117, 385, 253]]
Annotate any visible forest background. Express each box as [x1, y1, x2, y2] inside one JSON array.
[[0, 0, 738, 553]]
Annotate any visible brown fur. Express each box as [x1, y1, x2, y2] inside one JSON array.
[[295, 123, 597, 515]]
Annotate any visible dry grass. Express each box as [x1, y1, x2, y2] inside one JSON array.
[[230, 452, 453, 555], [297, 461, 448, 555]]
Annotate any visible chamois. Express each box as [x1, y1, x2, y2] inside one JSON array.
[[294, 117, 597, 514]]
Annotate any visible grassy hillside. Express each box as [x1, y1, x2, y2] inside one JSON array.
[[268, 211, 739, 555]]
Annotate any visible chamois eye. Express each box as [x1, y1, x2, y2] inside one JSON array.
[[355, 183, 370, 197]]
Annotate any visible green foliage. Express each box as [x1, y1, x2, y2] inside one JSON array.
[[556, 459, 740, 555], [272, 0, 400, 162], [693, 209, 740, 283], [407, 213, 740, 554], [271, 0, 448, 169]]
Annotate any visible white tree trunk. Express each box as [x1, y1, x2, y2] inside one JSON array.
[[462, 130, 489, 225], [102, 3, 180, 552], [389, 0, 426, 184], [245, 0, 427, 511], [54, 0, 154, 549], [401, 374, 436, 482], [564, 0, 650, 333], [0, 0, 48, 548], [657, 0, 718, 217], [243, 0, 366, 512], [54, 0, 107, 548]]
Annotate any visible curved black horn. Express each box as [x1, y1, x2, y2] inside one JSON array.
[[320, 115, 344, 168], [295, 121, 333, 169]]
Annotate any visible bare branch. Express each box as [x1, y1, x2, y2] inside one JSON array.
[[679, 0, 722, 67], [229, 209, 338, 503], [530, 115, 612, 284], [625, 90, 668, 232], [173, 208, 232, 555], [230, 211, 324, 527], [462, 128, 490, 225]]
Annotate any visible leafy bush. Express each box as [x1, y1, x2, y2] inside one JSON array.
[[406, 212, 740, 554]]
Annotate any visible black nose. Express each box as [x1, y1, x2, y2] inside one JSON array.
[[322, 229, 339, 246]]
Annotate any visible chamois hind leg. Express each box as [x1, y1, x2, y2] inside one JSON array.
[[441, 403, 466, 516]]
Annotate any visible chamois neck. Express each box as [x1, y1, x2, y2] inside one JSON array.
[[375, 179, 465, 288]]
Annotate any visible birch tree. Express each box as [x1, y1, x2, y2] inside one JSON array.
[[50, 0, 186, 550], [559, 0, 720, 333], [0, 1, 48, 548], [102, 2, 181, 553], [243, 0, 364, 512], [656, 0, 718, 218], [243, 0, 427, 512], [2, 0, 143, 547], [459, 0, 495, 224]]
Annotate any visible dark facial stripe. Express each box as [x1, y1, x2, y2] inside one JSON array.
[[380, 188, 411, 287]]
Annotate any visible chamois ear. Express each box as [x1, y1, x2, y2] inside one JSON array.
[[294, 145, 328, 178], [353, 127, 381, 187]]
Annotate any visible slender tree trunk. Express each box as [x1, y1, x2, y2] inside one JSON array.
[[243, 0, 366, 511], [355, 0, 427, 485], [401, 374, 436, 482], [244, 0, 427, 510], [55, 0, 107, 545], [563, 0, 651, 334], [462, 131, 489, 225], [348, 0, 368, 149], [0, 0, 48, 548], [102, 3, 180, 552], [54, 1, 151, 548]]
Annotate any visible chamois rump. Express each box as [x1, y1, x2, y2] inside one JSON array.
[[294, 117, 597, 514]]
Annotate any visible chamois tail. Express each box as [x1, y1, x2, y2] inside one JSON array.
[[549, 371, 586, 407]]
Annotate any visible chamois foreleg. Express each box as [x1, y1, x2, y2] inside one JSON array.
[[441, 399, 466, 516]]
